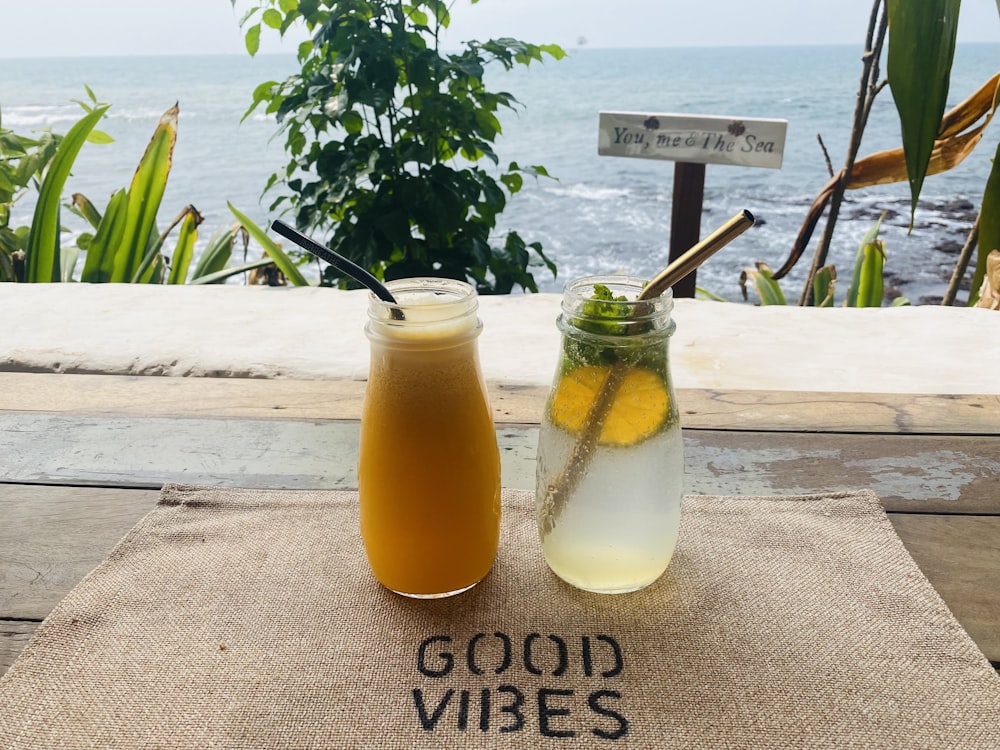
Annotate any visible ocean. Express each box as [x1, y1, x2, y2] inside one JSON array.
[[3, 44, 998, 304]]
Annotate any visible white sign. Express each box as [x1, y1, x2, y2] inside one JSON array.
[[598, 112, 787, 169]]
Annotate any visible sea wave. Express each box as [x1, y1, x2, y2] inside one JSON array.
[[3, 104, 85, 128]]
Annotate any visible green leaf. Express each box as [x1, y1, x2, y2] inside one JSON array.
[[740, 263, 786, 305], [262, 8, 283, 28], [228, 203, 310, 286], [75, 232, 94, 251], [341, 111, 364, 134], [131, 239, 165, 284], [424, 0, 450, 27], [81, 189, 127, 283], [61, 240, 79, 282], [694, 286, 730, 302], [246, 22, 262, 56], [146, 254, 166, 284], [812, 265, 836, 307], [191, 224, 238, 281], [167, 210, 199, 284], [189, 256, 278, 285], [87, 129, 114, 145], [406, 7, 428, 26], [753, 267, 786, 305], [26, 104, 109, 282], [70, 192, 103, 230], [111, 104, 176, 283], [970, 141, 1000, 305], [886, 0, 961, 225], [846, 217, 886, 308], [500, 172, 523, 194], [540, 44, 567, 61]]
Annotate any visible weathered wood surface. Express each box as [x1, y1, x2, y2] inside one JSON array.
[[1, 621, 37, 677], [686, 430, 1000, 514], [2, 372, 999, 435], [0, 485, 161, 676], [889, 514, 1000, 666], [0, 485, 161, 619], [1, 413, 998, 514]]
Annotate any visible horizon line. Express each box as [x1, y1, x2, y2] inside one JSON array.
[[3, 39, 999, 61]]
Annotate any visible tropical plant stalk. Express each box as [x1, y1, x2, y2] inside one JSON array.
[[799, 0, 888, 305], [943, 215, 980, 306]]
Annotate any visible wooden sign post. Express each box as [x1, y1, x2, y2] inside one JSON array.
[[598, 112, 787, 297]]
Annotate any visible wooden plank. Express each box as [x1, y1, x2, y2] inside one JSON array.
[[0, 484, 159, 678], [677, 389, 1000, 436], [0, 485, 161, 620], [0, 372, 372, 421], [0, 415, 536, 491], [0, 413, 366, 489], [2, 414, 998, 514], [888, 514, 1000, 665], [1, 620, 38, 678], [686, 430, 1000, 515], [2, 372, 999, 435]]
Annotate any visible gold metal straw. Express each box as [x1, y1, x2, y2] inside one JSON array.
[[641, 208, 755, 300], [538, 209, 756, 536]]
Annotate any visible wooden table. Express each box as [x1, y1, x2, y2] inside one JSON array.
[[2, 372, 998, 676]]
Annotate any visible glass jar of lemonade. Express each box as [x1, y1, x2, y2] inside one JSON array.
[[358, 278, 501, 598], [535, 276, 683, 594]]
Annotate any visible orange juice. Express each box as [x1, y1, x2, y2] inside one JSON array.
[[358, 278, 501, 597]]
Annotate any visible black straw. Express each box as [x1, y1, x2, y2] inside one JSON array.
[[270, 220, 404, 320]]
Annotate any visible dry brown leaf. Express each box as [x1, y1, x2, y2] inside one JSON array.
[[845, 73, 999, 189], [975, 250, 1000, 310], [939, 72, 1000, 138], [847, 128, 989, 188]]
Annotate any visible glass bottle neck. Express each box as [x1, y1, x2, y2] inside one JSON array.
[[560, 275, 675, 341], [366, 277, 482, 349]]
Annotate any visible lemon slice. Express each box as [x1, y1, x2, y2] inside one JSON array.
[[549, 364, 669, 446]]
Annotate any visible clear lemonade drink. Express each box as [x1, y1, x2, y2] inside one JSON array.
[[535, 276, 683, 594], [359, 278, 501, 598]]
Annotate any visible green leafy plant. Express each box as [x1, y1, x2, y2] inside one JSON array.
[[0, 90, 110, 282], [4, 91, 305, 286], [233, 0, 564, 294], [770, 0, 999, 307], [73, 102, 180, 283]]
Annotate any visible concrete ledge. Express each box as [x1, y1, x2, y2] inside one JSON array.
[[2, 284, 998, 394]]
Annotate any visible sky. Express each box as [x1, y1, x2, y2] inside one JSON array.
[[1, 0, 998, 59]]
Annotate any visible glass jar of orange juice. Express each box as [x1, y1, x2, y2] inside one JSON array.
[[535, 275, 683, 594], [358, 278, 501, 598]]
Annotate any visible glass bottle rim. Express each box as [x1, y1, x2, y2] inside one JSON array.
[[561, 275, 674, 330], [366, 276, 481, 347], [368, 277, 477, 316]]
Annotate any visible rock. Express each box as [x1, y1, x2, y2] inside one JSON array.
[[935, 239, 965, 255]]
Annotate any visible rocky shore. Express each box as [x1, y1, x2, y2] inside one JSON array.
[[797, 195, 983, 306]]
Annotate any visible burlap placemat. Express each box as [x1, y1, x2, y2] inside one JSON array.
[[1, 487, 998, 749]]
